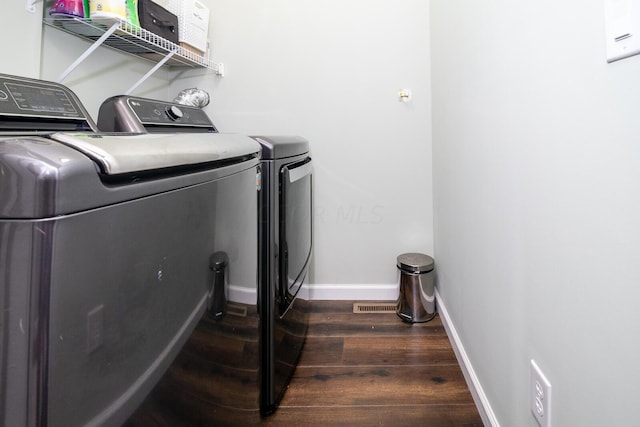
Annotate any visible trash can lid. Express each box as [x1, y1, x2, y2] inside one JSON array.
[[397, 253, 434, 274]]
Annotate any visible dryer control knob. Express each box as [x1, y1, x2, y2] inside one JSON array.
[[166, 105, 184, 121]]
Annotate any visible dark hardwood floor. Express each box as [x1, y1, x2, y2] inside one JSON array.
[[126, 300, 483, 426], [262, 300, 483, 427]]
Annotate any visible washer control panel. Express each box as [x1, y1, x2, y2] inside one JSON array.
[[98, 95, 217, 133], [0, 73, 88, 120], [127, 97, 212, 126]]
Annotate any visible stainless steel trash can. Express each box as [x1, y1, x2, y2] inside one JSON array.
[[396, 253, 436, 323]]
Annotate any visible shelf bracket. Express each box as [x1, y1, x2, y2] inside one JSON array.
[[125, 49, 178, 95], [216, 63, 225, 77], [26, 0, 37, 13], [57, 22, 120, 84]]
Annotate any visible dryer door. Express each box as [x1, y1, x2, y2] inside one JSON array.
[[278, 157, 312, 314]]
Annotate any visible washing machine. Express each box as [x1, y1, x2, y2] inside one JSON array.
[[0, 73, 261, 427], [97, 96, 312, 423]]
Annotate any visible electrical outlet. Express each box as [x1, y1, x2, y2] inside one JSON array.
[[530, 360, 552, 427]]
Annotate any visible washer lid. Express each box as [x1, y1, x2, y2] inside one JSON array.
[[50, 132, 260, 175], [396, 253, 434, 273]]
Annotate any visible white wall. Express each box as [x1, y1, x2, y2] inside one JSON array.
[[1, 1, 43, 77], [173, 0, 433, 296], [431, 1, 640, 426]]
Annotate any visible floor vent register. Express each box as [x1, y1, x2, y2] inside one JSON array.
[[352, 302, 397, 314]]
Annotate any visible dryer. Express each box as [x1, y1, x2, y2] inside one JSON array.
[[0, 74, 261, 427], [254, 135, 312, 415]]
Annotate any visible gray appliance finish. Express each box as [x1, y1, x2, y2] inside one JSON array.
[[0, 74, 261, 427], [97, 94, 217, 134], [254, 135, 312, 415], [97, 96, 312, 424]]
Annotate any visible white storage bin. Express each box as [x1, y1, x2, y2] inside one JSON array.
[[151, 0, 209, 54]]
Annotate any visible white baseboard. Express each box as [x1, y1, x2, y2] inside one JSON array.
[[229, 283, 398, 304], [227, 285, 257, 305], [435, 288, 500, 427], [301, 283, 398, 301]]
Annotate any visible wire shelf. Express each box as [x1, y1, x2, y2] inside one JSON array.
[[44, 16, 221, 73]]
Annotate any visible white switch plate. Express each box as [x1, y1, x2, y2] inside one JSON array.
[[605, 0, 640, 62], [530, 360, 552, 427]]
